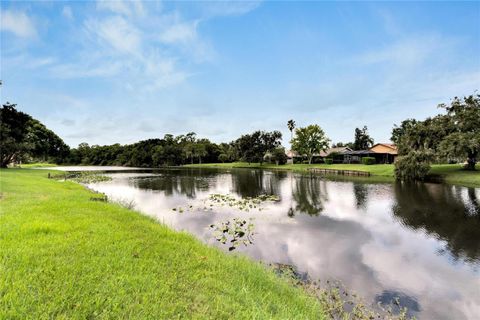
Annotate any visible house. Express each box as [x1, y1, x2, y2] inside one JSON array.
[[286, 147, 352, 164], [369, 143, 398, 164], [319, 146, 352, 158], [343, 143, 398, 164], [287, 144, 397, 164], [320, 147, 353, 163]]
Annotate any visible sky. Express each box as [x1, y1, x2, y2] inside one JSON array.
[[1, 1, 479, 148]]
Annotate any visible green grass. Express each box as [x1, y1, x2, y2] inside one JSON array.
[[429, 164, 480, 188], [186, 162, 480, 187], [17, 162, 58, 168], [0, 169, 325, 319]]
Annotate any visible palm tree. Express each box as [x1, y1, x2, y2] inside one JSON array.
[[287, 119, 296, 141]]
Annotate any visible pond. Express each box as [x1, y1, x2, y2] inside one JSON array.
[[54, 167, 480, 319]]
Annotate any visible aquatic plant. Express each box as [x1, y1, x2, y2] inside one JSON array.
[[49, 171, 112, 183], [171, 193, 280, 213], [209, 218, 255, 251], [271, 263, 414, 320], [207, 193, 280, 212]]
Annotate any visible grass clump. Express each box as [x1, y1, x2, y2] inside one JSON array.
[[0, 169, 325, 319]]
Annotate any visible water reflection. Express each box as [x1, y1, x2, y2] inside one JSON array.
[[83, 167, 480, 320], [231, 169, 286, 198], [353, 183, 369, 210], [292, 174, 329, 216], [392, 182, 480, 262], [133, 169, 215, 198]]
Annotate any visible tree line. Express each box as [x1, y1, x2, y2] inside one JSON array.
[[0, 103, 286, 167], [1, 93, 478, 178]]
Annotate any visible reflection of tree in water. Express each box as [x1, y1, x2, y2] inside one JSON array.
[[133, 169, 214, 198], [392, 182, 480, 262], [374, 290, 421, 318], [291, 174, 329, 216], [231, 169, 286, 198], [353, 183, 369, 210]]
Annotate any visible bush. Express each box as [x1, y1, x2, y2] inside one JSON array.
[[394, 150, 433, 181], [324, 158, 333, 165], [361, 157, 376, 165]]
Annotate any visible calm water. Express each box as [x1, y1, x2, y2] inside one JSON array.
[[73, 167, 479, 319]]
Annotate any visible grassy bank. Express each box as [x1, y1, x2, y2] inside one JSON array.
[[0, 169, 324, 319], [185, 162, 480, 187]]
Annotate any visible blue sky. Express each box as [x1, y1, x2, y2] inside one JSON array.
[[1, 1, 479, 147]]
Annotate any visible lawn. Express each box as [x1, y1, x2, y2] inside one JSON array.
[[17, 162, 58, 168], [185, 162, 480, 187], [0, 169, 324, 319]]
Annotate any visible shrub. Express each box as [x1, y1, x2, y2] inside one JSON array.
[[324, 158, 333, 165], [394, 150, 433, 181], [361, 157, 376, 165]]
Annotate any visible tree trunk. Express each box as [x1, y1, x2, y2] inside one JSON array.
[[308, 155, 313, 165], [465, 152, 476, 170]]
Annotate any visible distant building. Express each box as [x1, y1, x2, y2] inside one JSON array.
[[287, 144, 397, 164], [369, 143, 398, 163], [344, 143, 398, 164]]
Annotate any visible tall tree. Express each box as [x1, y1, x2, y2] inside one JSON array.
[[290, 124, 330, 164], [353, 126, 374, 150], [438, 94, 480, 170], [287, 119, 296, 142], [0, 103, 69, 167], [0, 103, 32, 167], [235, 130, 282, 164]]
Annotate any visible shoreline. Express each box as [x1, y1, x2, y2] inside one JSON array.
[[184, 162, 480, 188], [0, 169, 325, 319]]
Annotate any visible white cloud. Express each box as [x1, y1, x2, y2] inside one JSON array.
[[86, 16, 141, 54], [199, 1, 262, 17], [356, 35, 448, 67], [0, 9, 36, 38], [96, 0, 144, 17], [158, 20, 198, 44], [62, 6, 73, 20]]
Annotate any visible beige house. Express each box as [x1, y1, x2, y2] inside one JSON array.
[[369, 143, 398, 163]]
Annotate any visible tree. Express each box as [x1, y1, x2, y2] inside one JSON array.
[[235, 130, 282, 164], [438, 94, 480, 170], [0, 103, 69, 167], [0, 103, 33, 167], [394, 150, 433, 181], [193, 142, 207, 164], [391, 119, 418, 145], [270, 147, 288, 165], [393, 94, 479, 173], [353, 126, 374, 150], [287, 120, 296, 141], [290, 124, 330, 164], [26, 119, 70, 162]]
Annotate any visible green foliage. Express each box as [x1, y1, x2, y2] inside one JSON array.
[[438, 95, 480, 170], [361, 157, 376, 165], [393, 94, 479, 170], [270, 147, 288, 165], [0, 103, 69, 167], [210, 218, 255, 251], [290, 125, 330, 164], [235, 130, 282, 164], [353, 126, 374, 150], [394, 150, 433, 181], [218, 153, 229, 163], [391, 119, 418, 145], [323, 158, 333, 165]]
